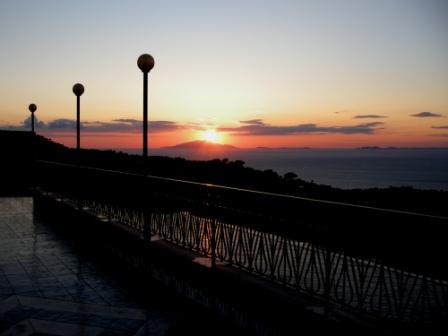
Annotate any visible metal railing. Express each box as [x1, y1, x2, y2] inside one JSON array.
[[35, 160, 448, 322]]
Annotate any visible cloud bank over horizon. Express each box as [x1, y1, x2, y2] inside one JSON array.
[[2, 117, 386, 136], [410, 112, 443, 118], [353, 115, 387, 119], [3, 118, 186, 133], [218, 119, 384, 135]]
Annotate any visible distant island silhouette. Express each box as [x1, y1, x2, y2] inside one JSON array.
[[162, 141, 311, 150], [163, 141, 447, 151], [358, 146, 448, 150], [163, 140, 238, 150], [255, 146, 311, 150]]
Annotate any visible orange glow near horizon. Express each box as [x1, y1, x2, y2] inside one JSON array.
[[42, 130, 192, 149], [39, 128, 448, 150]]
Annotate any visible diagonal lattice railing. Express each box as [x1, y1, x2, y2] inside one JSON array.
[[35, 160, 448, 322]]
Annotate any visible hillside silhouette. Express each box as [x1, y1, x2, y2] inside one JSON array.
[[17, 132, 447, 216], [1, 130, 446, 216]]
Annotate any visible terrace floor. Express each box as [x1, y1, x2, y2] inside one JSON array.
[[0, 197, 218, 336]]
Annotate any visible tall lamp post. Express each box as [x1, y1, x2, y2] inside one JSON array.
[[28, 104, 37, 133], [72, 83, 85, 162], [137, 54, 154, 244], [137, 54, 155, 162], [73, 83, 84, 209]]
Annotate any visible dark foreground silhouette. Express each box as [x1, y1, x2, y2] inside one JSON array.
[[3, 130, 445, 217], [2, 130, 447, 333]]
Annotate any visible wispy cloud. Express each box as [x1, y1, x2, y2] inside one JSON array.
[[185, 122, 209, 131], [47, 119, 76, 129], [218, 120, 384, 135], [2, 116, 46, 130], [432, 125, 448, 129], [410, 112, 443, 118], [429, 133, 448, 137], [112, 118, 139, 123], [80, 119, 184, 133], [2, 118, 185, 133], [149, 121, 185, 132], [353, 114, 387, 119], [23, 116, 46, 129], [240, 119, 265, 125]]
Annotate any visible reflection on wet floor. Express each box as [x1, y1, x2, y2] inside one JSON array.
[[0, 197, 233, 336]]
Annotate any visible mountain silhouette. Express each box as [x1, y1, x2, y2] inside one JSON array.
[[164, 140, 238, 150]]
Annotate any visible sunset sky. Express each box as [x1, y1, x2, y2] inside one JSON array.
[[1, 0, 447, 148]]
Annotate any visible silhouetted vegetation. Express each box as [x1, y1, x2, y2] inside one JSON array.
[[6, 132, 440, 217], [1, 130, 446, 216]]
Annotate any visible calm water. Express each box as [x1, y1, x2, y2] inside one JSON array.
[[123, 148, 448, 190]]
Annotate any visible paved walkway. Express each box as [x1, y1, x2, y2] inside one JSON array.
[[0, 197, 203, 336]]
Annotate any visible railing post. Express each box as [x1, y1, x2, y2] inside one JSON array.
[[211, 218, 217, 269], [205, 187, 217, 269], [142, 174, 153, 279], [323, 246, 333, 317], [143, 175, 151, 243], [143, 210, 150, 242]]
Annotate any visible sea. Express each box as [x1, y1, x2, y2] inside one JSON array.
[[120, 148, 448, 191]]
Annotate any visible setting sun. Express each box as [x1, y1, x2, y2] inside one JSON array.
[[201, 129, 220, 143]]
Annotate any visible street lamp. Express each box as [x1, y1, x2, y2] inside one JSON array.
[[137, 54, 155, 160], [72, 83, 84, 208], [28, 104, 37, 133], [72, 83, 85, 156], [137, 54, 154, 243]]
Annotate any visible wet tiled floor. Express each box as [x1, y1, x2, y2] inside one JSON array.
[[0, 197, 189, 335]]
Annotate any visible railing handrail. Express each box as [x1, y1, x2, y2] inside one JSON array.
[[37, 159, 448, 221]]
